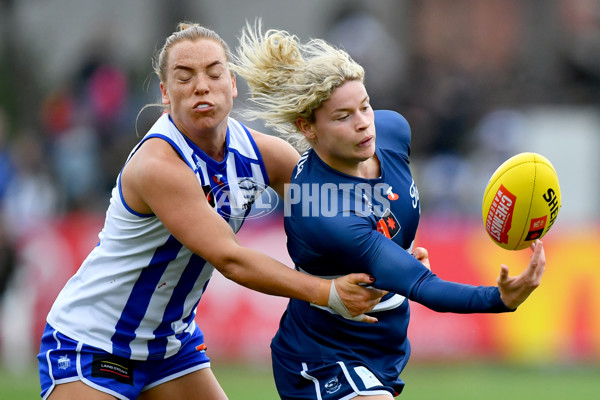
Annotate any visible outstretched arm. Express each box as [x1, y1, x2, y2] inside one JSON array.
[[411, 242, 545, 311], [121, 137, 383, 322], [302, 213, 515, 314]]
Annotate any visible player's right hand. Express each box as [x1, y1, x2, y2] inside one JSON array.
[[497, 240, 545, 310], [412, 247, 430, 270]]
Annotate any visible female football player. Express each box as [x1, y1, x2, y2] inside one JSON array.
[[231, 21, 545, 399], [37, 22, 384, 400]]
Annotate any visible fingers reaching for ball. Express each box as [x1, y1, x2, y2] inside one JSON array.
[[497, 239, 545, 310]]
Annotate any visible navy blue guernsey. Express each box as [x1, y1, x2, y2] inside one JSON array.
[[272, 110, 510, 390]]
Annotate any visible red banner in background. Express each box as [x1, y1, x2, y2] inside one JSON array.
[[202, 215, 600, 365], [12, 212, 600, 367]]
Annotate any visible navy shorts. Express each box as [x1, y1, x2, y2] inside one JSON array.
[[272, 351, 398, 399], [38, 323, 211, 400]]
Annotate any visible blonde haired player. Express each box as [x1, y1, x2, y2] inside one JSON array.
[[231, 21, 545, 399], [37, 22, 384, 400]]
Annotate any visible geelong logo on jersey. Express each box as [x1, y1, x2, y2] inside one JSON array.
[[376, 208, 401, 239]]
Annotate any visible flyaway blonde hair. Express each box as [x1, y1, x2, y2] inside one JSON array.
[[230, 20, 364, 152]]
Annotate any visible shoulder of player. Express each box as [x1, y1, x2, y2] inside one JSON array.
[[374, 109, 411, 154], [249, 128, 297, 156], [121, 137, 198, 214], [126, 138, 193, 188], [374, 109, 410, 131]]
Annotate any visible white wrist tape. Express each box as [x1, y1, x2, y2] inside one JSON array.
[[328, 280, 366, 322]]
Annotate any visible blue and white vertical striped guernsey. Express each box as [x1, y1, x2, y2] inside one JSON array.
[[46, 113, 269, 361]]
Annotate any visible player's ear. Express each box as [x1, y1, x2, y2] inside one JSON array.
[[160, 82, 170, 105], [230, 72, 238, 98], [297, 117, 316, 141]]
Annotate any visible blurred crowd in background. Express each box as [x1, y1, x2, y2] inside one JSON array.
[[0, 0, 599, 364]]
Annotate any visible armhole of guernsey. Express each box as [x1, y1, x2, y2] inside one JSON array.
[[229, 117, 270, 188], [117, 132, 195, 218]]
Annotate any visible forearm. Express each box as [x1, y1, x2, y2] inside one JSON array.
[[367, 237, 511, 313], [409, 275, 511, 313], [216, 244, 329, 306]]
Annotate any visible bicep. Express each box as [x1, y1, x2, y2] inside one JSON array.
[[130, 141, 241, 264]]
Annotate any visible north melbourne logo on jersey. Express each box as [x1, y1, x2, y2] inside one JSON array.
[[237, 178, 260, 210], [208, 177, 278, 220]]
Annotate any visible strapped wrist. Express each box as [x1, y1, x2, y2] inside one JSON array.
[[327, 280, 352, 319]]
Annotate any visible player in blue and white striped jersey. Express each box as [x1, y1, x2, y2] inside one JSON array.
[[232, 22, 546, 400], [37, 22, 384, 400]]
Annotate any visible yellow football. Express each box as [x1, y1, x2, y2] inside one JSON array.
[[482, 152, 561, 250]]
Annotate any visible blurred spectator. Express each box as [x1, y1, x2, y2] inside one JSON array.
[[558, 0, 600, 102], [462, 109, 526, 213], [416, 153, 474, 216], [51, 121, 102, 212], [0, 109, 16, 299], [0, 110, 16, 298], [1, 131, 61, 240], [40, 88, 102, 211], [3, 0, 598, 223], [325, 3, 406, 110], [77, 56, 130, 137], [401, 0, 522, 157], [73, 54, 137, 202], [0, 216, 16, 299], [39, 51, 137, 212], [0, 109, 15, 202], [39, 89, 75, 137]]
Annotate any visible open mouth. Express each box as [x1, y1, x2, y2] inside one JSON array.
[[194, 102, 213, 110]]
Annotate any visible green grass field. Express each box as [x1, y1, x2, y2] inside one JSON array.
[[4, 362, 599, 399]]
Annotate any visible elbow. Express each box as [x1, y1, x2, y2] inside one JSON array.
[[218, 260, 247, 284], [209, 248, 251, 287]]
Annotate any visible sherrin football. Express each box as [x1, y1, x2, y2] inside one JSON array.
[[482, 152, 561, 250]]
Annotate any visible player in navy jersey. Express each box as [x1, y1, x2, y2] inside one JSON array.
[[37, 22, 385, 400], [232, 21, 546, 399]]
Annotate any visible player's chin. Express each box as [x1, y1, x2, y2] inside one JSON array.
[[354, 147, 376, 161]]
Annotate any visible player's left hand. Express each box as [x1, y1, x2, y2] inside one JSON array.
[[497, 239, 545, 310]]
